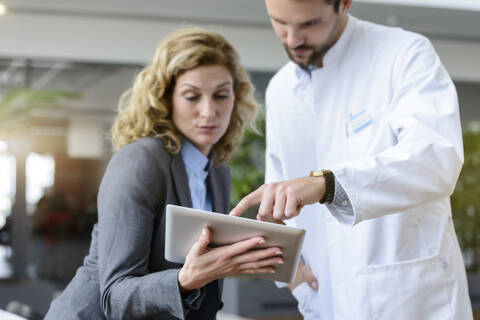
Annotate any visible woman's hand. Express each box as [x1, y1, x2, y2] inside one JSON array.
[[178, 227, 284, 292]]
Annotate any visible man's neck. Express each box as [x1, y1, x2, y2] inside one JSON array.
[[315, 14, 349, 68]]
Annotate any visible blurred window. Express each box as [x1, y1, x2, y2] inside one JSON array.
[[26, 153, 55, 215], [0, 141, 15, 230]]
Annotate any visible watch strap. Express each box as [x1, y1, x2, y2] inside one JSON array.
[[309, 169, 335, 204]]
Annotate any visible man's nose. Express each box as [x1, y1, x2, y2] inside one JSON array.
[[286, 26, 304, 48]]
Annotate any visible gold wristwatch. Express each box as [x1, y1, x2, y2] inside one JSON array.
[[309, 169, 334, 204]]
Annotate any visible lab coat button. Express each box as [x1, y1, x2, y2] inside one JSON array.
[[441, 257, 448, 269]]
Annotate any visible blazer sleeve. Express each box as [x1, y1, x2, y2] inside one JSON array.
[[97, 143, 186, 320]]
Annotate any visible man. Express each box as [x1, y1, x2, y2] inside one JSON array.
[[230, 0, 473, 319]]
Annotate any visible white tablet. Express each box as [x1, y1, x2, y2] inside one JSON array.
[[164, 204, 306, 283]]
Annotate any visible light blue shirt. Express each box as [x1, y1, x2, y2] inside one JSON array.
[[180, 139, 214, 211]]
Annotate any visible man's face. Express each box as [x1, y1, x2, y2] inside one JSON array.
[[265, 0, 347, 68]]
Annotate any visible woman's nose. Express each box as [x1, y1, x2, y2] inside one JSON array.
[[199, 98, 216, 118]]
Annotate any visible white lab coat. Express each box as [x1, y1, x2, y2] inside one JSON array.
[[266, 16, 473, 319]]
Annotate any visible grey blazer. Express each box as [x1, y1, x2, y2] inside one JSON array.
[[45, 137, 230, 320]]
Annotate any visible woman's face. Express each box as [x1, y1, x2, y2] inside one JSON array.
[[172, 64, 235, 156]]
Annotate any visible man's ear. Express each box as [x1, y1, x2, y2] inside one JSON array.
[[339, 0, 352, 14]]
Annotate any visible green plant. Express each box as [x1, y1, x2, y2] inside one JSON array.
[[0, 88, 81, 137], [0, 89, 81, 120], [451, 126, 480, 273], [230, 108, 266, 218]]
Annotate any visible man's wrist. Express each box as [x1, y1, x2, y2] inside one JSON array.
[[309, 170, 334, 204]]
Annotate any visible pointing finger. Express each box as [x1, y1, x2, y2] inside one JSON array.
[[230, 187, 264, 217]]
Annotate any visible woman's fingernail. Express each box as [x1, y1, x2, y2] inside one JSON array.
[[269, 270, 276, 273], [276, 250, 282, 255], [258, 238, 266, 244], [312, 282, 318, 290], [277, 260, 284, 264]]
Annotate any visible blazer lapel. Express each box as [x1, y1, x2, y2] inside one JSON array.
[[207, 168, 226, 214], [206, 166, 228, 305], [170, 153, 193, 208]]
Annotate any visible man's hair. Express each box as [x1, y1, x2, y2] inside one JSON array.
[[325, 0, 341, 13], [111, 27, 259, 165]]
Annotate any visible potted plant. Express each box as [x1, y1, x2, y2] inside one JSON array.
[[230, 108, 266, 218], [451, 124, 480, 305], [0, 88, 81, 132], [451, 126, 480, 272]]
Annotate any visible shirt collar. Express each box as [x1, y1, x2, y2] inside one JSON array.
[[294, 14, 356, 79], [181, 139, 215, 175]]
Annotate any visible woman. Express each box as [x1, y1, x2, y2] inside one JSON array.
[[45, 27, 283, 320]]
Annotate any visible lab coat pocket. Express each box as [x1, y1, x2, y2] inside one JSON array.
[[291, 282, 316, 318], [361, 254, 453, 320]]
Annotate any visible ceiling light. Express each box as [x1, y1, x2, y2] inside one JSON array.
[[0, 3, 6, 16]]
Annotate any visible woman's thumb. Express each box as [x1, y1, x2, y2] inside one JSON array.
[[192, 227, 211, 255]]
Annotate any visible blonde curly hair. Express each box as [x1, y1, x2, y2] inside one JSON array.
[[111, 27, 259, 165]]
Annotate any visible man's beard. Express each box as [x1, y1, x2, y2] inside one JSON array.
[[284, 15, 341, 68], [284, 44, 329, 68]]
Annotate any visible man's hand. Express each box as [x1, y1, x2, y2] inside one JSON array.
[[230, 176, 326, 221], [288, 261, 318, 291]]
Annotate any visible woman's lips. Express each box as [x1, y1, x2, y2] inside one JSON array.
[[197, 125, 218, 132]]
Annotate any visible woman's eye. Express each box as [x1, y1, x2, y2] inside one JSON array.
[[184, 95, 198, 101], [215, 90, 231, 100]]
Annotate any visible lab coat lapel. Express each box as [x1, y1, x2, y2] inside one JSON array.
[[170, 153, 193, 208]]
